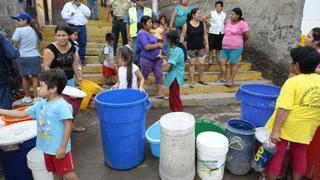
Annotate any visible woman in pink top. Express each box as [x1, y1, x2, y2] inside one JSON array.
[[218, 8, 250, 87], [305, 27, 320, 73]]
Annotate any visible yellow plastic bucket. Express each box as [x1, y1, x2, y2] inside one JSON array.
[[80, 80, 101, 109]]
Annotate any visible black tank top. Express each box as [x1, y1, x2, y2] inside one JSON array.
[[186, 21, 205, 50], [47, 43, 75, 80]]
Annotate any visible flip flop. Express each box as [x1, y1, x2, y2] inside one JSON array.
[[189, 84, 194, 88], [225, 81, 235, 87], [198, 81, 208, 85], [156, 96, 168, 100], [72, 126, 85, 132]]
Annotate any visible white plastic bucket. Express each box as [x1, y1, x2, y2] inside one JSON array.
[[197, 132, 229, 180], [27, 148, 54, 180], [159, 112, 195, 180]]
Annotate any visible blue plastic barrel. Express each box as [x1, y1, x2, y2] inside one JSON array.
[[226, 119, 256, 175], [95, 89, 151, 170], [0, 137, 36, 180], [236, 84, 281, 127]]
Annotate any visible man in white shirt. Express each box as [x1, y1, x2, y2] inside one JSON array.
[[61, 0, 91, 65]]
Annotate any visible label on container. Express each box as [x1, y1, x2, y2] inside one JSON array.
[[253, 146, 274, 167]]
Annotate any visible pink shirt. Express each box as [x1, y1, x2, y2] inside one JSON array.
[[222, 20, 249, 49]]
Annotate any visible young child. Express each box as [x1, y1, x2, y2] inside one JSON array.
[[112, 46, 145, 91], [164, 30, 187, 112], [69, 27, 82, 80], [150, 19, 166, 64], [159, 15, 169, 56], [0, 69, 79, 180], [102, 33, 117, 86], [265, 47, 320, 180]]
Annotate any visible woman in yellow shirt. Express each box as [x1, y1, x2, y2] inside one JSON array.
[[265, 47, 320, 180]]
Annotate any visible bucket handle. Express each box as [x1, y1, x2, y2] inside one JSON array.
[[145, 99, 152, 112], [229, 136, 243, 151], [1, 144, 20, 152]]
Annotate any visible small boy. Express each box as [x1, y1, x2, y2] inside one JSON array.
[[0, 69, 79, 180], [150, 20, 166, 64], [265, 46, 320, 180], [102, 33, 117, 86]]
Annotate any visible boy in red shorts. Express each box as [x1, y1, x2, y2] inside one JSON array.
[[0, 69, 79, 180], [102, 33, 117, 86], [265, 47, 320, 180]]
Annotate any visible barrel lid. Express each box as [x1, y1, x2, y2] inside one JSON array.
[[197, 132, 229, 149], [0, 121, 37, 146], [0, 117, 5, 128], [62, 86, 87, 98]]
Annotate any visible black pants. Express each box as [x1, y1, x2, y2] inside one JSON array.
[[112, 18, 128, 55]]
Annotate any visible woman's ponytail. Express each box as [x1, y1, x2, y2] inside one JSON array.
[[29, 19, 43, 41]]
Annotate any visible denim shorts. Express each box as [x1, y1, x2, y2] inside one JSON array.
[[220, 48, 243, 63]]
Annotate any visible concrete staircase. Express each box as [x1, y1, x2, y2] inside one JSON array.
[[41, 1, 271, 108]]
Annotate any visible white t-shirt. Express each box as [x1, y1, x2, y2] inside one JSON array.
[[208, 10, 226, 35], [118, 64, 139, 89], [12, 26, 40, 57], [103, 44, 114, 67]]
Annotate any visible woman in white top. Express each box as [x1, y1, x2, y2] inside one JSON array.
[[204, 1, 226, 65], [112, 46, 145, 91]]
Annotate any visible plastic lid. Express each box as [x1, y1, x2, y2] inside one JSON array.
[[197, 132, 229, 149], [255, 127, 271, 143], [0, 117, 5, 128], [62, 86, 87, 98], [0, 121, 37, 146]]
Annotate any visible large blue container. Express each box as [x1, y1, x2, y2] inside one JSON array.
[[95, 89, 151, 170], [226, 119, 256, 175], [236, 84, 281, 127], [0, 137, 36, 180]]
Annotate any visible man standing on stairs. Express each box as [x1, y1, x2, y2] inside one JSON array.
[[88, 0, 99, 20], [107, 0, 131, 55], [125, 0, 157, 66], [61, 0, 91, 66]]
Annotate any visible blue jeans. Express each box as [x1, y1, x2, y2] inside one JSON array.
[[88, 0, 99, 19], [132, 37, 141, 66], [74, 26, 87, 62], [0, 84, 12, 109]]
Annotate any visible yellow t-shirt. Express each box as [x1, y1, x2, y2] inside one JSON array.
[[265, 73, 320, 144], [150, 27, 163, 40]]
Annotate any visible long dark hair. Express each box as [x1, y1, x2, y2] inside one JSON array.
[[29, 19, 43, 41], [231, 8, 244, 21], [119, 46, 134, 88], [167, 30, 187, 62], [186, 8, 199, 22], [140, 15, 152, 30], [312, 27, 320, 47]]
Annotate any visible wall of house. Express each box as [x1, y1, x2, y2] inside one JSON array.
[[159, 0, 305, 85]]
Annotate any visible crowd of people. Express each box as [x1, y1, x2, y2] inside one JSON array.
[[1, 0, 320, 180]]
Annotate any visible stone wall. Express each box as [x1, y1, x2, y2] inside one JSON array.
[[0, 0, 25, 35], [159, 0, 305, 85]]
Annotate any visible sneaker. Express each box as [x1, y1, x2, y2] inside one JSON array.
[[225, 81, 235, 87], [215, 79, 226, 83], [21, 97, 32, 104]]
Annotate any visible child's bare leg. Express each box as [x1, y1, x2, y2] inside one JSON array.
[[63, 171, 79, 180], [54, 174, 63, 180]]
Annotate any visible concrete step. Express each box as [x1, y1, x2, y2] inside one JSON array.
[[151, 92, 238, 108], [83, 71, 263, 86], [42, 25, 113, 43], [142, 79, 269, 96], [82, 62, 252, 74]]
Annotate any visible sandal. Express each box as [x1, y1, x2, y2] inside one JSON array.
[[189, 83, 194, 88], [72, 126, 85, 132], [225, 81, 235, 87], [156, 96, 168, 100], [198, 81, 208, 85]]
